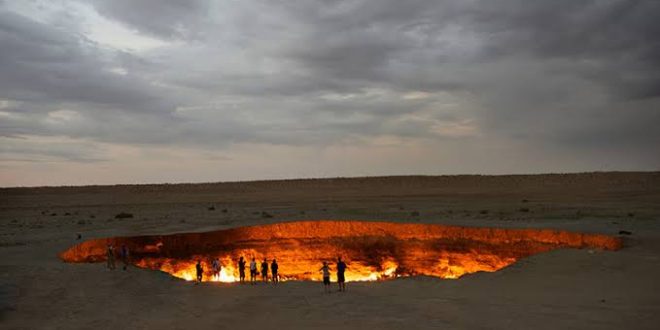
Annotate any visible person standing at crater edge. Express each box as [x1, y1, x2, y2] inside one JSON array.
[[238, 256, 246, 284], [211, 258, 221, 280], [120, 244, 130, 270], [270, 258, 279, 284], [320, 261, 331, 293], [337, 257, 347, 292], [196, 260, 203, 283], [261, 258, 269, 282], [249, 258, 258, 285], [106, 245, 115, 270]]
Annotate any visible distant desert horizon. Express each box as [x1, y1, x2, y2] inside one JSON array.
[[3, 170, 659, 189]]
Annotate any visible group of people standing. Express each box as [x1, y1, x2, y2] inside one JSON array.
[[107, 245, 348, 292], [106, 244, 130, 271], [320, 257, 347, 292], [195, 256, 279, 284], [237, 256, 279, 284], [195, 256, 348, 292]]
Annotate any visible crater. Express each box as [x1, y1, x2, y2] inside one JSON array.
[[60, 220, 621, 282]]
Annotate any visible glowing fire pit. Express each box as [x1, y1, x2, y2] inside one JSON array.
[[60, 220, 621, 282]]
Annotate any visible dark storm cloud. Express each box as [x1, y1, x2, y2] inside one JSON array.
[[89, 0, 210, 40], [0, 0, 659, 167], [0, 10, 178, 112], [461, 0, 660, 100], [282, 0, 660, 100]]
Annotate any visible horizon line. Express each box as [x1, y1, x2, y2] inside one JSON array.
[[2, 170, 658, 190]]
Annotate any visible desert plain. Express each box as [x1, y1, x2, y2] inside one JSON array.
[[1, 172, 660, 329]]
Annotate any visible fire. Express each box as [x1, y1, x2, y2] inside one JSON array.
[[136, 257, 240, 282], [135, 255, 406, 283], [60, 220, 621, 283]]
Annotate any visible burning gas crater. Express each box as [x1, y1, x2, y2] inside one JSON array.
[[60, 221, 621, 283]]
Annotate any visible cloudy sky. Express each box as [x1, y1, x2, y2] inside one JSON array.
[[1, 0, 659, 186]]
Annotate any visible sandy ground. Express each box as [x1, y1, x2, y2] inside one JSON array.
[[1, 172, 660, 329]]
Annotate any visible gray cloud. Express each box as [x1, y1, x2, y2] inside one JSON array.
[[89, 0, 210, 40], [0, 0, 658, 182], [0, 10, 180, 112]]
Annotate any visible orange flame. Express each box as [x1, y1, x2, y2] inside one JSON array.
[[60, 220, 621, 283]]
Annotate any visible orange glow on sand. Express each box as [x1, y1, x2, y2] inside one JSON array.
[[60, 220, 621, 283]]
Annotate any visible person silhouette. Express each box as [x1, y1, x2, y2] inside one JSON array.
[[238, 257, 246, 284], [320, 261, 331, 293], [195, 260, 203, 283], [120, 244, 130, 270], [249, 258, 257, 285], [106, 245, 115, 270], [261, 258, 269, 282], [212, 258, 221, 280], [336, 257, 347, 292], [270, 259, 279, 284]]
